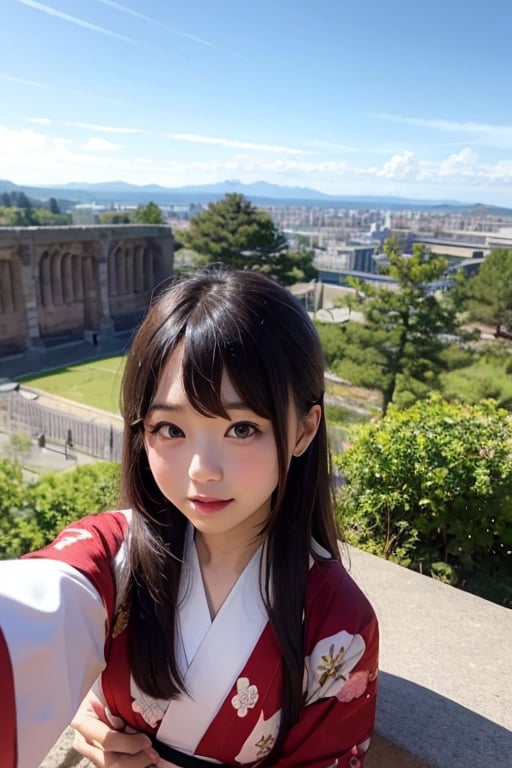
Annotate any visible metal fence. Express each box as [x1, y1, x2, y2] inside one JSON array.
[[0, 392, 123, 462]]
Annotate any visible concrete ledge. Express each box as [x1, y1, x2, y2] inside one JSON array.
[[346, 546, 512, 767]]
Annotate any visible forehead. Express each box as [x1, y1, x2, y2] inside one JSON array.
[[152, 345, 240, 405]]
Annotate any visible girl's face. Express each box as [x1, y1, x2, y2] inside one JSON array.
[[142, 346, 319, 550]]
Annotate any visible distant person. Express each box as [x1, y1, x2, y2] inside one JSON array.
[[0, 268, 378, 768]]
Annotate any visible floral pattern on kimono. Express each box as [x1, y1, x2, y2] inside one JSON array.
[[304, 630, 366, 704], [130, 676, 169, 728], [235, 709, 281, 763]]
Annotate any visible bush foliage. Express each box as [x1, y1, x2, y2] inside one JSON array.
[[335, 395, 512, 605], [0, 461, 120, 559]]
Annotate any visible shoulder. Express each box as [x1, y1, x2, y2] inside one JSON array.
[[305, 553, 378, 643], [22, 510, 132, 612], [302, 554, 379, 708], [23, 510, 131, 564]]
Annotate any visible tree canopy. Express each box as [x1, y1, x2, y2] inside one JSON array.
[[463, 248, 512, 337], [179, 193, 316, 285], [317, 240, 463, 414], [131, 201, 166, 225]]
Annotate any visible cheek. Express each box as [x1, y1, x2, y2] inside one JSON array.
[[145, 445, 179, 483], [246, 439, 280, 487]]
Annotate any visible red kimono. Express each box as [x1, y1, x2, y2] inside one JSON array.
[[0, 511, 379, 768]]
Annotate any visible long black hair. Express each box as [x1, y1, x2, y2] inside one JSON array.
[[119, 267, 339, 749]]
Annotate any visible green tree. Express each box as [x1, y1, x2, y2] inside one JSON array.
[[5, 433, 32, 463], [336, 395, 512, 605], [330, 240, 462, 414], [5, 206, 37, 226], [99, 211, 132, 225], [180, 193, 315, 285], [33, 208, 72, 226], [132, 201, 166, 224], [11, 191, 32, 209], [48, 197, 61, 214], [464, 249, 512, 337]]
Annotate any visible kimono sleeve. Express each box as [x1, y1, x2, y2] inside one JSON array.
[[271, 561, 379, 768], [0, 510, 129, 768], [0, 626, 17, 768]]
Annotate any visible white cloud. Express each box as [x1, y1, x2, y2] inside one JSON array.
[[81, 137, 121, 153], [370, 111, 512, 149], [437, 147, 480, 177], [376, 151, 418, 180], [24, 117, 53, 126], [167, 133, 305, 155], [65, 121, 145, 135], [3, 120, 512, 202], [0, 73, 50, 88], [0, 125, 49, 153]]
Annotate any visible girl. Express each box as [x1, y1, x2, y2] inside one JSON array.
[[0, 268, 378, 768]]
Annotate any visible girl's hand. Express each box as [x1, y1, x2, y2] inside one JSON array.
[[71, 689, 161, 767]]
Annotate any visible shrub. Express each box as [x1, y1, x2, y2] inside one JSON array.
[[0, 461, 121, 558], [335, 395, 512, 604]]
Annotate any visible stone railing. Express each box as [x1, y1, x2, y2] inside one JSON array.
[[350, 547, 512, 767], [41, 547, 512, 768]]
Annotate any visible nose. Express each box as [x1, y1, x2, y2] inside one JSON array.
[[188, 445, 223, 484]]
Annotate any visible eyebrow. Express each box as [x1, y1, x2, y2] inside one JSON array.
[[146, 401, 253, 414]]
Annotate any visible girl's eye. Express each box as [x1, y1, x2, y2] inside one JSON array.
[[227, 422, 258, 439], [147, 422, 184, 439]]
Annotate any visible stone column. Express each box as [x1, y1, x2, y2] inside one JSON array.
[[97, 236, 114, 333]]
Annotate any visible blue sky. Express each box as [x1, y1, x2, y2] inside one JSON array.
[[2, 0, 512, 204]]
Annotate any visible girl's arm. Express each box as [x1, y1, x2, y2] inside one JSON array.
[[0, 558, 108, 768], [0, 511, 128, 768]]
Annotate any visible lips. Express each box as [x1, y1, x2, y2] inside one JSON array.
[[190, 497, 233, 514]]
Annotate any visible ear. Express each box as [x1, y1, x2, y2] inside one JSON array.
[[293, 404, 322, 457]]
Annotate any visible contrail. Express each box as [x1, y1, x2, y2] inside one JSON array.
[[16, 0, 138, 44], [94, 0, 234, 53]]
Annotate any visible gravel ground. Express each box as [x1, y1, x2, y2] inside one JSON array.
[[40, 729, 91, 768]]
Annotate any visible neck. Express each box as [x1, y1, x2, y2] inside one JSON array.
[[194, 530, 262, 573]]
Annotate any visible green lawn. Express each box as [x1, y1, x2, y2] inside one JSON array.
[[20, 356, 126, 414]]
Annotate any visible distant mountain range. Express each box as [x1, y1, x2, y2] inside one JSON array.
[[1, 177, 511, 214]]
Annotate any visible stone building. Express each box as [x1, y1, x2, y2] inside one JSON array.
[[0, 225, 174, 360]]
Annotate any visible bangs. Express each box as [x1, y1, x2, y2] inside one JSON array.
[[180, 308, 279, 421]]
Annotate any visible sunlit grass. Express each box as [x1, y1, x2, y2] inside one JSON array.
[[19, 357, 126, 414], [441, 357, 512, 407]]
